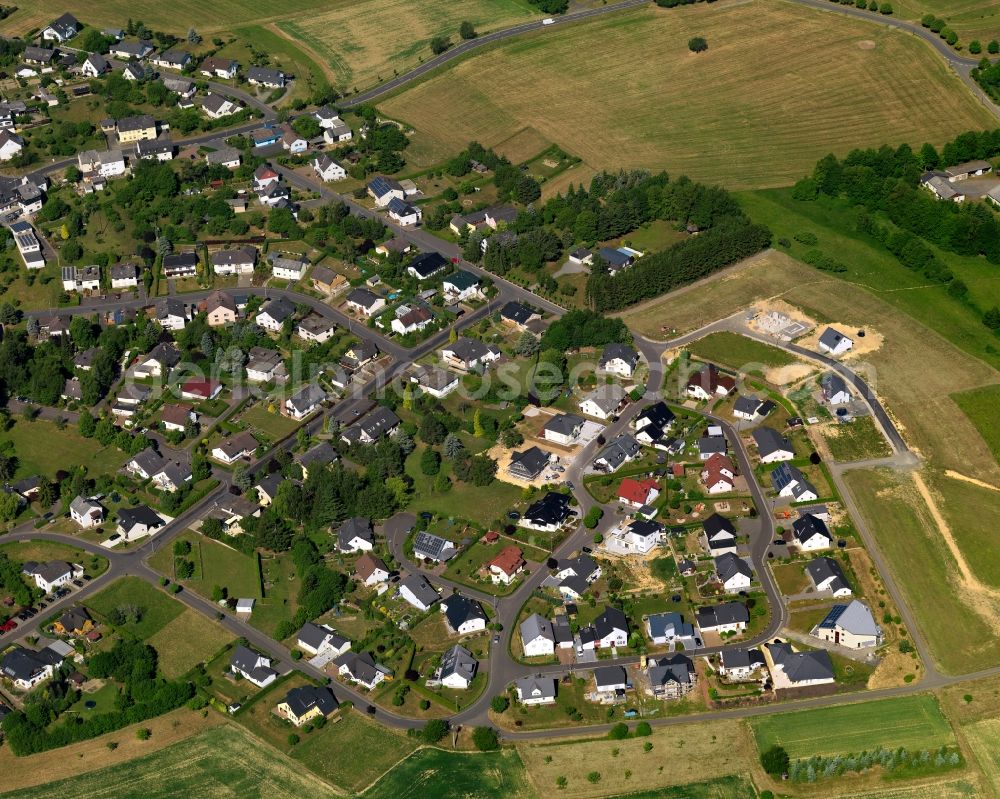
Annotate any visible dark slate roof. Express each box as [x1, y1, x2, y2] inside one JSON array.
[[793, 513, 832, 545], [440, 644, 477, 684], [715, 552, 752, 583], [648, 653, 694, 688], [696, 601, 749, 628], [702, 513, 736, 538], [444, 594, 487, 632], [752, 426, 792, 457], [634, 401, 675, 430], [117, 505, 163, 531], [766, 642, 834, 682], [399, 574, 439, 607], [593, 605, 628, 639], [407, 252, 448, 279], [524, 492, 573, 526], [282, 685, 337, 718], [413, 532, 456, 561], [600, 343, 639, 368], [338, 517, 373, 550], [500, 301, 533, 324], [594, 665, 627, 688]]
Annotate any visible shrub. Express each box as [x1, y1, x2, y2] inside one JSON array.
[[136, 728, 151, 740], [287, 733, 300, 746], [761, 745, 790, 775], [491, 695, 510, 713], [688, 36, 708, 52], [472, 726, 500, 751], [587, 772, 601, 784], [635, 721, 652, 736], [422, 718, 448, 743], [608, 722, 629, 740]]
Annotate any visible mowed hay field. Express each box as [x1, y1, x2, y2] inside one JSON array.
[[380, 2, 996, 187], [146, 609, 233, 678], [925, 472, 1000, 589], [518, 718, 755, 798], [750, 695, 955, 760], [0, 725, 340, 799], [276, 0, 539, 93]]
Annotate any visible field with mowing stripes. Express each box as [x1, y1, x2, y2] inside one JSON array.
[[381, 1, 995, 187], [951, 385, 1000, 468], [276, 0, 539, 93], [751, 695, 954, 760]]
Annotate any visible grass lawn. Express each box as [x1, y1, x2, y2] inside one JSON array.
[[65, 682, 119, 717], [845, 469, 1000, 674], [751, 694, 954, 760], [227, 25, 330, 104], [381, 1, 995, 184], [951, 385, 1000, 468], [1, 419, 127, 480], [363, 747, 533, 799], [149, 531, 262, 600], [146, 609, 233, 679], [0, 724, 341, 799], [275, 0, 539, 94], [251, 552, 300, 638], [404, 445, 522, 527], [237, 403, 303, 442], [622, 219, 687, 253], [769, 561, 809, 596], [443, 538, 546, 594], [822, 417, 893, 463], [686, 331, 797, 370], [517, 718, 755, 798], [292, 712, 417, 793], [86, 577, 185, 641], [0, 541, 108, 576]]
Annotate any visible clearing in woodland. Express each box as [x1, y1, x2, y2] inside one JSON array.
[[380, 1, 996, 186]]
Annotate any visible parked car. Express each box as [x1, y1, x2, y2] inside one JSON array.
[[72, 579, 84, 587]]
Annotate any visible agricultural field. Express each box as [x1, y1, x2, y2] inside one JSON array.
[[844, 469, 1000, 675], [517, 718, 755, 798], [751, 694, 955, 760], [829, 779, 980, 799], [822, 417, 893, 463], [951, 385, 1000, 467], [148, 530, 263, 600], [291, 713, 417, 793], [363, 748, 533, 799], [0, 725, 340, 799], [380, 2, 995, 186], [925, 472, 1000, 590], [686, 331, 797, 370], [0, 0, 336, 36], [891, 0, 1000, 42], [2, 419, 128, 480], [275, 0, 539, 94]]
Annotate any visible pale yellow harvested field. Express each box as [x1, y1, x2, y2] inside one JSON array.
[[277, 0, 538, 93], [962, 718, 1000, 795], [382, 1, 996, 188], [518, 718, 755, 798]]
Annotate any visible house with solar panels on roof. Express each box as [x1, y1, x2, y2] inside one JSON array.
[[811, 600, 882, 648]]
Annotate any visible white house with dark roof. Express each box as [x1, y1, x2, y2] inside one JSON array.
[[719, 648, 766, 680], [285, 384, 327, 420], [715, 552, 752, 592], [442, 270, 481, 302], [751, 427, 794, 463], [296, 622, 351, 658], [336, 651, 388, 689], [818, 327, 853, 356], [696, 601, 748, 633], [441, 594, 487, 635], [599, 343, 639, 377], [313, 154, 346, 182], [766, 642, 835, 687], [520, 613, 556, 657], [506, 446, 550, 481], [516, 676, 556, 705], [211, 246, 256, 275], [771, 464, 819, 503], [792, 513, 833, 551], [398, 574, 439, 611], [820, 373, 852, 405], [70, 496, 104, 529], [542, 413, 584, 447], [22, 561, 78, 592], [805, 556, 852, 597], [337, 517, 374, 553], [701, 513, 738, 555], [230, 645, 278, 688], [412, 532, 457, 563], [441, 337, 500, 372], [345, 288, 386, 317], [439, 644, 477, 689]]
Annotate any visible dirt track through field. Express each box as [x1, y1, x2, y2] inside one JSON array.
[[912, 471, 1000, 635], [944, 470, 1000, 493]]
